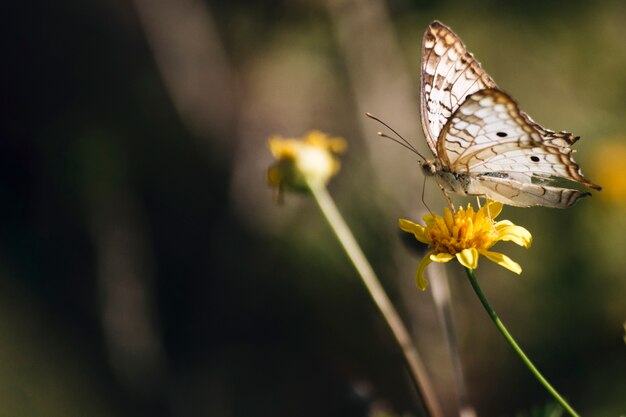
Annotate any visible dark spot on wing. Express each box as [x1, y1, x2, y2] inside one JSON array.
[[496, 132, 507, 137], [530, 156, 540, 162]]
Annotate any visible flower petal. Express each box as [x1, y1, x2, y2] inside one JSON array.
[[444, 208, 454, 230], [398, 218, 419, 232], [480, 250, 522, 274], [456, 248, 479, 269], [415, 252, 434, 291], [422, 213, 436, 226], [434, 216, 450, 237], [495, 221, 533, 248], [483, 200, 503, 219], [399, 219, 431, 244], [430, 253, 455, 263]]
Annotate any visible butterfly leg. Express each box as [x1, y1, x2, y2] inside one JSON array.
[[441, 188, 455, 212], [421, 177, 434, 215], [484, 198, 496, 223], [475, 196, 496, 223]]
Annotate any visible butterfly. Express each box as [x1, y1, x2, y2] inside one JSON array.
[[418, 21, 601, 208]]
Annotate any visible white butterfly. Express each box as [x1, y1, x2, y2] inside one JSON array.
[[419, 21, 601, 208]]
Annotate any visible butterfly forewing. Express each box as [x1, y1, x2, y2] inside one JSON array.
[[420, 21, 497, 155]]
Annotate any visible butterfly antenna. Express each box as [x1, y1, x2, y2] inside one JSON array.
[[365, 113, 427, 161], [376, 131, 420, 155]]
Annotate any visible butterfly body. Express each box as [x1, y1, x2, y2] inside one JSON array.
[[421, 160, 471, 195], [419, 21, 600, 208]]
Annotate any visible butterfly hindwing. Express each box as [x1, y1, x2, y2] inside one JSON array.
[[439, 89, 600, 192], [472, 175, 591, 208]]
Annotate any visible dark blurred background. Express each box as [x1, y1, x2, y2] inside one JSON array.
[[2, 0, 625, 416]]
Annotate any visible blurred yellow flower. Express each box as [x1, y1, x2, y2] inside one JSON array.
[[591, 141, 626, 204], [399, 201, 532, 290], [267, 130, 347, 200]]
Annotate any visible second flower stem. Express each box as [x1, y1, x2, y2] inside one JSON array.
[[464, 268, 581, 417], [308, 182, 443, 417]]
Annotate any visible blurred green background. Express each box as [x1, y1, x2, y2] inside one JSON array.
[[3, 0, 625, 416]]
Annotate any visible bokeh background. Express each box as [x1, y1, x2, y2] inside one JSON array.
[[3, 0, 625, 416]]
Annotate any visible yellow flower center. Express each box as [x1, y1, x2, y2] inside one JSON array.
[[429, 206, 498, 255]]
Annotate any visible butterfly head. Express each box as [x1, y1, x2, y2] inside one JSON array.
[[420, 159, 439, 177]]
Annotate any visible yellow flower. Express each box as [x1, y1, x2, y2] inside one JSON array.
[[590, 141, 626, 205], [267, 131, 347, 200], [399, 201, 532, 290]]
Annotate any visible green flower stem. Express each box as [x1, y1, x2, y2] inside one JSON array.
[[464, 268, 581, 417], [308, 182, 443, 417]]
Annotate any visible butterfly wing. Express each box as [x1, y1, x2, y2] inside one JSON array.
[[471, 176, 592, 208], [439, 88, 601, 207], [420, 21, 497, 156]]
